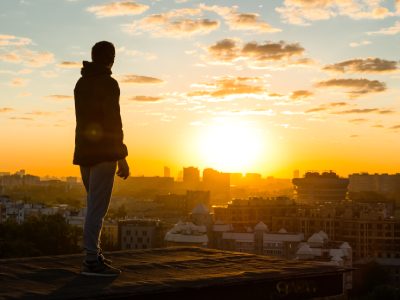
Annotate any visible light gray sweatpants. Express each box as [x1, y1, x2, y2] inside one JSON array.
[[80, 161, 117, 261]]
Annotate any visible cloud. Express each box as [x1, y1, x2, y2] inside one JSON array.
[[367, 21, 400, 35], [333, 108, 394, 114], [323, 58, 398, 73], [290, 90, 313, 100], [45, 95, 73, 101], [276, 0, 394, 25], [130, 95, 163, 102], [0, 107, 14, 113], [242, 41, 304, 61], [188, 76, 267, 100], [349, 118, 367, 123], [124, 8, 219, 37], [200, 4, 280, 33], [9, 117, 34, 121], [10, 77, 29, 87], [0, 52, 21, 63], [117, 47, 157, 60], [26, 111, 55, 116], [23, 50, 54, 67], [58, 61, 81, 68], [305, 101, 349, 113], [207, 38, 240, 62], [329, 102, 348, 107], [0, 49, 54, 67], [87, 1, 149, 18], [315, 78, 386, 98], [120, 74, 164, 84], [0, 34, 31, 46], [390, 124, 400, 130], [206, 39, 309, 68], [349, 40, 371, 48], [218, 108, 275, 116], [306, 106, 327, 113]]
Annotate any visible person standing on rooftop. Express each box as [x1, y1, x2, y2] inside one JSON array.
[[73, 41, 130, 277]]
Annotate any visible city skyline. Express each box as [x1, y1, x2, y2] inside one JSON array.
[[1, 0, 400, 177]]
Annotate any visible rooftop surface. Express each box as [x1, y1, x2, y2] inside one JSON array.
[[0, 247, 346, 300]]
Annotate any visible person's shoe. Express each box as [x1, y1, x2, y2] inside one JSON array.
[[81, 260, 121, 277]]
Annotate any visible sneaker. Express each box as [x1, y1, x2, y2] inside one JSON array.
[[81, 260, 121, 277]]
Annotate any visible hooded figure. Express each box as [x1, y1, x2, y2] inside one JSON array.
[[74, 41, 129, 277]]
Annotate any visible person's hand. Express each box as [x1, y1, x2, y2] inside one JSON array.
[[117, 158, 130, 180]]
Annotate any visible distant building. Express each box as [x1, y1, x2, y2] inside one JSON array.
[[118, 218, 166, 250], [164, 221, 208, 247], [202, 168, 230, 204], [164, 203, 212, 247], [154, 190, 210, 216], [292, 171, 349, 204], [348, 173, 400, 213], [183, 167, 200, 189], [66, 176, 78, 184], [114, 176, 175, 197], [102, 221, 119, 249], [163, 166, 171, 178]]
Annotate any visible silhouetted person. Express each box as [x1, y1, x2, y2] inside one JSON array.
[[73, 41, 129, 276]]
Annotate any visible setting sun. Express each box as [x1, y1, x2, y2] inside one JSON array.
[[198, 119, 266, 173]]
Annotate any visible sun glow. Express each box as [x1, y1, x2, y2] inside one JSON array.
[[198, 119, 267, 173]]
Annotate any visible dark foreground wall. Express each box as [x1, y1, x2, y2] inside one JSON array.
[[0, 247, 347, 300]]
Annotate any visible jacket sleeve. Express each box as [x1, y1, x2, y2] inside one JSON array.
[[105, 79, 128, 159]]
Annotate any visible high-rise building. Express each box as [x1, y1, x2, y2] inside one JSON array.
[[292, 171, 349, 204], [163, 166, 171, 178], [183, 167, 200, 189], [202, 168, 230, 204]]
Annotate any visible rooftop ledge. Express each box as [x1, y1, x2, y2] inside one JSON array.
[[0, 247, 348, 300]]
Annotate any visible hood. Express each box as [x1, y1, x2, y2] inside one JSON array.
[[81, 61, 112, 77]]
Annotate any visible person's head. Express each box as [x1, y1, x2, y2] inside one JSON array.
[[91, 41, 115, 68]]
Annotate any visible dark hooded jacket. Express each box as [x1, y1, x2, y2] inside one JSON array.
[[73, 61, 128, 166]]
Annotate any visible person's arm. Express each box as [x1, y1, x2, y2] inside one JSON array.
[[108, 79, 130, 179]]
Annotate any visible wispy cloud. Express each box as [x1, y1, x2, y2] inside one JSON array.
[[188, 76, 267, 100], [9, 116, 33, 121], [324, 58, 398, 73], [367, 21, 400, 35], [9, 77, 29, 87], [276, 0, 394, 26], [349, 40, 371, 48], [316, 78, 386, 98], [45, 95, 73, 101], [0, 34, 31, 46], [129, 95, 163, 102], [57, 61, 81, 68], [87, 1, 149, 18], [200, 4, 281, 33], [333, 108, 394, 114], [290, 90, 313, 100], [0, 49, 54, 67], [124, 8, 219, 37], [120, 74, 164, 84], [0, 107, 14, 113]]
